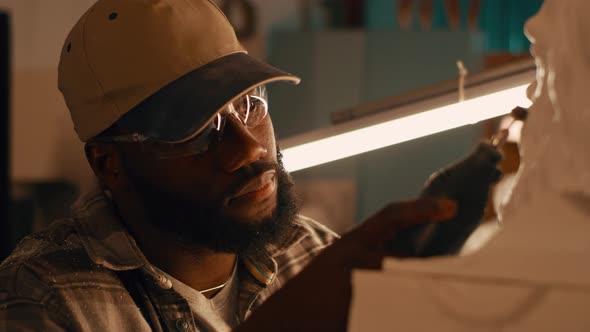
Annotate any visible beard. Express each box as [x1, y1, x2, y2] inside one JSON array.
[[121, 149, 300, 258]]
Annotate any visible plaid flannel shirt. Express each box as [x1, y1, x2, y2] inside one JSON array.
[[0, 190, 339, 331]]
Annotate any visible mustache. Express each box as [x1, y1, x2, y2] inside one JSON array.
[[221, 161, 282, 202]]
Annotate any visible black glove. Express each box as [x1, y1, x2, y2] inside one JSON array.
[[387, 142, 502, 257]]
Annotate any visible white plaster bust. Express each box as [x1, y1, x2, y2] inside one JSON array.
[[500, 0, 590, 221]]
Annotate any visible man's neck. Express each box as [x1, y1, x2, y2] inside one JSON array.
[[114, 195, 238, 298], [148, 245, 237, 299]]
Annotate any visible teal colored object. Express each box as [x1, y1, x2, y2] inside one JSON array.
[[479, 0, 543, 52], [479, 0, 509, 51], [431, 0, 448, 30], [365, 0, 543, 53], [365, 0, 398, 29], [459, 0, 472, 30]]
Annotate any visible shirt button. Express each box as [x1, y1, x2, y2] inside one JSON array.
[[175, 318, 189, 331], [155, 274, 172, 290]]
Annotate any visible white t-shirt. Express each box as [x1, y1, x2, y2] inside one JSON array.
[[162, 262, 240, 332]]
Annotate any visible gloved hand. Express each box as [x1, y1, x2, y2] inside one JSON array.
[[388, 142, 502, 257]]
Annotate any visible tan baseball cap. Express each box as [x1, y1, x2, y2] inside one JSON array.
[[58, 0, 300, 142]]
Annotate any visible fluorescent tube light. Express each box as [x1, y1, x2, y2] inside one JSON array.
[[281, 83, 532, 173]]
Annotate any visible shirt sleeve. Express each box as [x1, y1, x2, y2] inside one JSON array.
[[0, 263, 70, 332], [0, 298, 68, 332]]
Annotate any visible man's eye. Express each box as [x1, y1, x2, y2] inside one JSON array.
[[230, 94, 268, 127], [249, 99, 262, 113], [235, 97, 254, 112]]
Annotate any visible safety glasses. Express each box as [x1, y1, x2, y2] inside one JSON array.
[[93, 85, 268, 159]]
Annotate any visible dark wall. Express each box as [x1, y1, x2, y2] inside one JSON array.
[[1, 12, 11, 261]]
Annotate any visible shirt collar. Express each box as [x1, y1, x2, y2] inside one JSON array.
[[71, 189, 147, 271]]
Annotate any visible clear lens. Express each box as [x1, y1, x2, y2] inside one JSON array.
[[229, 94, 268, 128], [140, 85, 268, 159], [139, 124, 217, 159], [94, 86, 270, 159]]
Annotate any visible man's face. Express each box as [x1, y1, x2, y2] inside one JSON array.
[[118, 110, 300, 256]]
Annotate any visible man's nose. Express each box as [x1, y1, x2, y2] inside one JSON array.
[[216, 117, 268, 172]]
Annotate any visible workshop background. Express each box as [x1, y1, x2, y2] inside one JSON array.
[[0, 0, 543, 260]]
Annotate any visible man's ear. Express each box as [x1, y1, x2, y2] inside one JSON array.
[[84, 142, 127, 191]]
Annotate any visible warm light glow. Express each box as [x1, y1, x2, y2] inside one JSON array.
[[282, 85, 531, 172]]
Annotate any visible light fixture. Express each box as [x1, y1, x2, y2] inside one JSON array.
[[280, 59, 535, 172]]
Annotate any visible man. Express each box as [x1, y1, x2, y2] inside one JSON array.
[[240, 0, 590, 331], [0, 0, 499, 331]]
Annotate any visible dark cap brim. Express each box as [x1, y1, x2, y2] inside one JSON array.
[[115, 52, 300, 142]]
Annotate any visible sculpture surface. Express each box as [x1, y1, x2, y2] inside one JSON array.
[[350, 1, 590, 330]]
